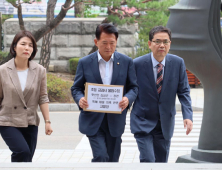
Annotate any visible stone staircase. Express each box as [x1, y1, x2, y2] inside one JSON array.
[[122, 111, 203, 151]]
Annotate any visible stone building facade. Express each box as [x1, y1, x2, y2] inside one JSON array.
[[3, 18, 137, 72]]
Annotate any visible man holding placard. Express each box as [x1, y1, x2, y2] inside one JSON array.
[[71, 24, 138, 162]]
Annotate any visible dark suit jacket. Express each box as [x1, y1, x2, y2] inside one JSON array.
[[130, 53, 193, 140], [71, 51, 138, 137]]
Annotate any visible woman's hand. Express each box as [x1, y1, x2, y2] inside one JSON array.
[[45, 123, 53, 135]]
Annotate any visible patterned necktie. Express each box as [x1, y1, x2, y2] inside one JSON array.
[[156, 63, 163, 94]]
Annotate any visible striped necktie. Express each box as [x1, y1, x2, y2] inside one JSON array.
[[156, 63, 163, 94]]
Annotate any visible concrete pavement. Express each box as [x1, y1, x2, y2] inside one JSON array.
[[0, 112, 83, 149], [1, 163, 222, 170]]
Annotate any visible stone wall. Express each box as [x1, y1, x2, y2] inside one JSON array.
[[3, 18, 137, 72]]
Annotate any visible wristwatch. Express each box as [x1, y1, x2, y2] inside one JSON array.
[[45, 120, 51, 124]]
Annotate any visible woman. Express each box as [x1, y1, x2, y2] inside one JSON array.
[[0, 30, 53, 162]]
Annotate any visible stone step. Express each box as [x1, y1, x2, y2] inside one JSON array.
[[121, 142, 197, 147], [124, 129, 201, 133], [126, 117, 202, 121], [174, 129, 200, 132], [125, 121, 202, 125], [126, 117, 203, 122], [122, 133, 200, 137], [121, 146, 194, 151], [126, 115, 203, 119], [122, 137, 198, 142], [169, 147, 194, 151], [124, 125, 202, 129], [126, 112, 203, 116], [122, 112, 202, 150]]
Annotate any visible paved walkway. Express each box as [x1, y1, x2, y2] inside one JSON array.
[[1, 163, 222, 170], [0, 88, 204, 164]]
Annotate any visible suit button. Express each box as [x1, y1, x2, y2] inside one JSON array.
[[24, 107, 27, 110], [159, 102, 161, 104], [14, 106, 17, 109]]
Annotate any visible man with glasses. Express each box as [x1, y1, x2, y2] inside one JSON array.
[[71, 23, 138, 162], [130, 26, 193, 162]]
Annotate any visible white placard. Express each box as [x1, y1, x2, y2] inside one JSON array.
[[84, 83, 124, 114]]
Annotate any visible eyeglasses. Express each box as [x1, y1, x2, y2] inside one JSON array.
[[151, 40, 171, 45]]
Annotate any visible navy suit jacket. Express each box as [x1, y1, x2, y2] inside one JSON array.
[[71, 51, 138, 137], [130, 53, 193, 140]]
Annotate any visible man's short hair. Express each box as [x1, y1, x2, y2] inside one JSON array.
[[149, 26, 171, 41], [95, 23, 118, 40]]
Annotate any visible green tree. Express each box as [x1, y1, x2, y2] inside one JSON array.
[[89, 0, 156, 25], [135, 0, 179, 57], [86, 0, 178, 55], [87, 0, 155, 54], [2, 14, 13, 24], [2, 0, 179, 66], [1, 0, 79, 68]]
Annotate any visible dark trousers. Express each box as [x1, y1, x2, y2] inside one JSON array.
[[87, 114, 122, 162], [134, 120, 171, 163], [0, 125, 38, 162]]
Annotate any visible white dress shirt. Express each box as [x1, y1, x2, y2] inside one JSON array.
[[17, 69, 28, 92], [97, 50, 114, 85], [151, 52, 166, 82]]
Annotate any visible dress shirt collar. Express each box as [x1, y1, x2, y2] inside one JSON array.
[[97, 50, 114, 62], [151, 52, 166, 68]]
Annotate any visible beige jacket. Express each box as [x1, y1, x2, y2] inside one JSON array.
[[0, 58, 49, 127]]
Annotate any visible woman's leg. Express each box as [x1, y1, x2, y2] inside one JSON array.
[[0, 126, 31, 162], [20, 125, 38, 161]]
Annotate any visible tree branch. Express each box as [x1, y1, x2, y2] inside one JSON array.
[[115, 7, 134, 17], [9, 0, 36, 8], [39, 0, 57, 68], [120, 0, 127, 5], [107, 0, 154, 21], [33, 0, 73, 42], [108, 7, 148, 21], [17, 0, 25, 30], [47, 0, 57, 23], [62, 1, 82, 11], [108, 7, 125, 20], [10, 2, 18, 8]]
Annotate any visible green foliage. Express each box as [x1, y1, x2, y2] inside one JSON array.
[[84, 5, 99, 18], [91, 0, 160, 24], [2, 15, 13, 23], [92, 0, 158, 9], [0, 51, 9, 63], [6, 0, 41, 3], [69, 57, 80, 75], [107, 15, 136, 25], [135, 0, 179, 57], [89, 0, 179, 57], [47, 74, 73, 103]]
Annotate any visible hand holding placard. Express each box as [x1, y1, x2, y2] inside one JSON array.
[[84, 83, 124, 114], [79, 97, 89, 109]]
